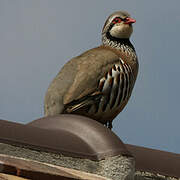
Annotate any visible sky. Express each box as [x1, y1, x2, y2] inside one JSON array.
[[0, 0, 180, 154]]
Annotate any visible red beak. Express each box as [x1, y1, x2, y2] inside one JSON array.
[[125, 17, 136, 24]]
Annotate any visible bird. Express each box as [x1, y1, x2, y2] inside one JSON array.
[[44, 11, 138, 129]]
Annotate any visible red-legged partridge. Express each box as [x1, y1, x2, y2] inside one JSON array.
[[44, 11, 139, 129]]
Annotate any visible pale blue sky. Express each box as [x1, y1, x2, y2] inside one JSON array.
[[0, 0, 180, 153]]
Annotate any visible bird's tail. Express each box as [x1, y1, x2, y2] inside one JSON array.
[[64, 93, 102, 113]]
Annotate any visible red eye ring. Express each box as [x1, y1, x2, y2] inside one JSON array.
[[112, 17, 121, 24]]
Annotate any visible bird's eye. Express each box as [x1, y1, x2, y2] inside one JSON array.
[[112, 17, 121, 24]]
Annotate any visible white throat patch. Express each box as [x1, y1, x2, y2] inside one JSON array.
[[110, 24, 133, 39]]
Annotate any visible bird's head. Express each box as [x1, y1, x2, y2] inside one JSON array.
[[102, 11, 136, 39]]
